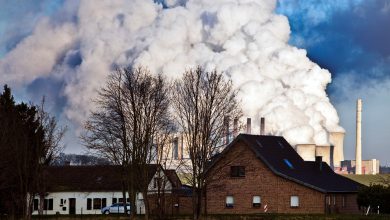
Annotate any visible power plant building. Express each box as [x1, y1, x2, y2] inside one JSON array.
[[338, 159, 380, 175]]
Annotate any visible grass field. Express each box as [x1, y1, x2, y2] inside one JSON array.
[[342, 174, 390, 186]]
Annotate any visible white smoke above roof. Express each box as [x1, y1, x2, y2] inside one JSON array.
[[0, 0, 343, 146]]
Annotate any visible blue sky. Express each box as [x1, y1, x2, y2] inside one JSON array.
[[1, 0, 389, 165]]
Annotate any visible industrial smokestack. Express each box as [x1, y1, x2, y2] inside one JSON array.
[[355, 99, 362, 174], [246, 118, 251, 134], [224, 116, 229, 145], [260, 117, 265, 135], [233, 118, 238, 138], [315, 156, 323, 171]]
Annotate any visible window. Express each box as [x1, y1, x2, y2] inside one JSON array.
[[226, 196, 234, 208], [333, 195, 336, 205], [290, 196, 299, 207], [93, 198, 102, 209], [230, 166, 245, 177], [283, 159, 294, 169], [87, 198, 92, 210], [173, 138, 179, 160], [112, 198, 117, 204], [33, 199, 39, 211], [43, 199, 53, 210], [102, 198, 107, 208], [119, 198, 124, 203], [252, 196, 261, 207]]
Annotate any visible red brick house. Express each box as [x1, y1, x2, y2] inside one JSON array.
[[205, 134, 362, 214]]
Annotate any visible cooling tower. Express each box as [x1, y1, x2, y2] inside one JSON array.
[[315, 145, 332, 166], [296, 144, 316, 161], [355, 99, 362, 174], [329, 131, 345, 167]]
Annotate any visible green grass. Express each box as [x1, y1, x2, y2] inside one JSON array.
[[342, 174, 390, 186]]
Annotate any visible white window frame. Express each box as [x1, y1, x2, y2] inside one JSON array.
[[252, 196, 261, 207], [290, 196, 299, 207], [226, 196, 234, 208]]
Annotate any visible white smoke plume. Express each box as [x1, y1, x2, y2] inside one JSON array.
[[0, 0, 343, 147]]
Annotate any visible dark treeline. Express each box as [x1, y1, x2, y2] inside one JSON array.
[[358, 184, 390, 214], [52, 153, 111, 166], [0, 85, 66, 219]]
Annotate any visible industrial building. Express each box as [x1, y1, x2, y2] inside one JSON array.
[[337, 159, 380, 175]]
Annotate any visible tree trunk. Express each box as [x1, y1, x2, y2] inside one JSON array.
[[143, 189, 150, 220], [121, 167, 128, 214], [39, 193, 44, 215]]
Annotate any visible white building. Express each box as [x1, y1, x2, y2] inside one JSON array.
[[31, 165, 181, 215]]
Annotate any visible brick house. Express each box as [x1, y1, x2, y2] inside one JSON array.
[[205, 134, 362, 214]]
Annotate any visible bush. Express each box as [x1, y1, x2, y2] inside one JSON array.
[[357, 184, 390, 213]]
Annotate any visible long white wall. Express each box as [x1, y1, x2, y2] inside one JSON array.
[[31, 191, 143, 215], [32, 168, 173, 215]]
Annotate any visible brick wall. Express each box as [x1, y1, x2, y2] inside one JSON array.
[[148, 194, 193, 216], [324, 193, 360, 214], [206, 140, 359, 214]]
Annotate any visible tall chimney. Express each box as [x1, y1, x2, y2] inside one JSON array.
[[224, 116, 229, 145], [355, 99, 362, 174], [315, 156, 323, 171], [233, 118, 238, 138], [260, 117, 265, 135], [246, 118, 251, 134]]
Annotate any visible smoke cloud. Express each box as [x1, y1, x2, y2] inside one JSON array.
[[0, 0, 343, 147]]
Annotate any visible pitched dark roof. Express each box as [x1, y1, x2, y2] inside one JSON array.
[[44, 164, 159, 192], [164, 169, 182, 188], [208, 134, 362, 193]]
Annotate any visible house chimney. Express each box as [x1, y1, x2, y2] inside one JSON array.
[[355, 99, 362, 174], [224, 116, 229, 145], [233, 117, 238, 138], [260, 117, 265, 135], [246, 118, 251, 134], [315, 156, 323, 171]]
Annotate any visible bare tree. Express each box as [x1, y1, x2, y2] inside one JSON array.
[[37, 97, 67, 164], [82, 68, 132, 216], [36, 98, 67, 215], [83, 66, 172, 220], [171, 66, 241, 219]]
